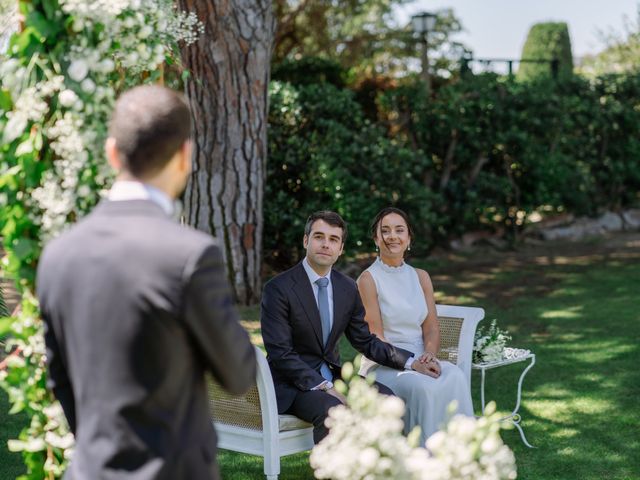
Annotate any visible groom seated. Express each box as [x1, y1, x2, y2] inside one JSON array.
[[260, 211, 433, 442]]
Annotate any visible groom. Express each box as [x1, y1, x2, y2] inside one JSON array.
[[261, 211, 432, 442]]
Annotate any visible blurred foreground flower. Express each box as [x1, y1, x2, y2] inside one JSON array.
[[310, 357, 517, 480]]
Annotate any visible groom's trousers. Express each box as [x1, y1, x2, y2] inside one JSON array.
[[285, 380, 394, 443]]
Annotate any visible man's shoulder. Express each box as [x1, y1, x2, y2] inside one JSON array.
[[264, 262, 303, 290], [331, 268, 357, 289]]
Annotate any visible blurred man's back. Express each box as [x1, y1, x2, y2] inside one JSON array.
[[37, 85, 256, 479]]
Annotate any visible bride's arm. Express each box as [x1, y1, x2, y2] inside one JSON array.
[[417, 269, 441, 358], [356, 271, 386, 340]]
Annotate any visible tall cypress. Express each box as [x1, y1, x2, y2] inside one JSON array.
[[518, 22, 574, 81]]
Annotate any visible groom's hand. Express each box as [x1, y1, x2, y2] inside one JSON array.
[[326, 388, 347, 404]]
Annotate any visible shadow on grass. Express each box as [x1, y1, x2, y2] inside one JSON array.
[[465, 257, 639, 479]]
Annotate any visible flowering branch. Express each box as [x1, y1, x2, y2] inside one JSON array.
[[0, 1, 202, 477]]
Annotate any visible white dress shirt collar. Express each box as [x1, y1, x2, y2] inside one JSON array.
[[108, 180, 175, 216], [302, 257, 332, 286]]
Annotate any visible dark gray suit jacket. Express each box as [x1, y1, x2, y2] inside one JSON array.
[[260, 262, 412, 412], [37, 199, 256, 480]]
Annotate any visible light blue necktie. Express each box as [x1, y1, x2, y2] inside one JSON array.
[[316, 277, 331, 346]]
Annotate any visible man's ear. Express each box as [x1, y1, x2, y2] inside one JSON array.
[[178, 140, 192, 173], [303, 234, 309, 249], [105, 138, 122, 171]]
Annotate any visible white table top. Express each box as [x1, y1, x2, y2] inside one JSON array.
[[472, 347, 535, 370]]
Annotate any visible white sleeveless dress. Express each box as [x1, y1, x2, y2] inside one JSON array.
[[359, 257, 474, 444]]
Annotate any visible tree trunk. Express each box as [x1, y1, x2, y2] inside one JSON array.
[[178, 0, 275, 305]]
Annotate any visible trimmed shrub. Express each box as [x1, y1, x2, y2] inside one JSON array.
[[517, 22, 574, 81]]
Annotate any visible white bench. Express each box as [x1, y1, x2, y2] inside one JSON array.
[[207, 304, 484, 480]]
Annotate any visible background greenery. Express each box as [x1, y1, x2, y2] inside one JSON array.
[[265, 59, 640, 269]]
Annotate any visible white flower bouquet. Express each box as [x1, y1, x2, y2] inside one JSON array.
[[311, 359, 517, 480], [473, 320, 512, 364]]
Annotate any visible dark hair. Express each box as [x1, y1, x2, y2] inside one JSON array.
[[370, 206, 414, 242], [304, 211, 348, 243], [108, 85, 191, 178]]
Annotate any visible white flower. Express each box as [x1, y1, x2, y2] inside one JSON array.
[[81, 78, 96, 93], [139, 25, 153, 38], [59, 89, 78, 107], [358, 447, 380, 469], [68, 60, 89, 82], [3, 112, 27, 143], [99, 58, 115, 73]]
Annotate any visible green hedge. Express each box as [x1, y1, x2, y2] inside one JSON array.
[[265, 82, 436, 268], [265, 68, 640, 267]]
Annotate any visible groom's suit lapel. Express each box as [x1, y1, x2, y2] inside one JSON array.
[[290, 263, 324, 347]]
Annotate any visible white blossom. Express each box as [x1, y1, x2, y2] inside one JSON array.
[[473, 320, 512, 364], [311, 361, 517, 480], [68, 59, 89, 82], [59, 89, 78, 107]]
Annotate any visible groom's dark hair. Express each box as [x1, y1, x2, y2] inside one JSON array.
[[109, 85, 191, 178], [304, 211, 348, 244]]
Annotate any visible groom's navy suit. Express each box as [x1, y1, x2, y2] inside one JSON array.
[[37, 199, 256, 480], [261, 261, 412, 441]]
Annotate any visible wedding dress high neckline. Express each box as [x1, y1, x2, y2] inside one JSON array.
[[376, 256, 407, 273]]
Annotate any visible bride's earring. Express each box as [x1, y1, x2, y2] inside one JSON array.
[[375, 245, 379, 253], [407, 244, 411, 252]]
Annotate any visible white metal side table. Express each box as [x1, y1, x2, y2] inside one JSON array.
[[472, 347, 536, 448]]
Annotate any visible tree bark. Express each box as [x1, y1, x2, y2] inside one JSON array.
[[178, 0, 275, 305]]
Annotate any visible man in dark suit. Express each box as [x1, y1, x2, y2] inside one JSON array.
[[261, 211, 432, 443], [37, 85, 256, 479]]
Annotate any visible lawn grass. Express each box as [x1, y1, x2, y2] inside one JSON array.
[[0, 388, 26, 479], [1, 233, 638, 479]]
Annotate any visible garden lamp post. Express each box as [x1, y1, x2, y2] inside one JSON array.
[[411, 11, 437, 94]]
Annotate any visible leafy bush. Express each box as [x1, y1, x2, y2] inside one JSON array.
[[379, 73, 640, 241], [272, 57, 346, 88], [265, 67, 640, 263], [265, 81, 437, 269]]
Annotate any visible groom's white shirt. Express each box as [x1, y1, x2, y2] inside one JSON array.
[[108, 180, 175, 216]]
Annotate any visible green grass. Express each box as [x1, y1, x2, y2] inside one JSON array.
[[0, 388, 26, 479], [2, 234, 639, 479]]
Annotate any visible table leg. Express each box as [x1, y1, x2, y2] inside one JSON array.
[[500, 356, 536, 448], [480, 367, 486, 414]]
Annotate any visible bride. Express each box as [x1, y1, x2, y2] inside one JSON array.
[[357, 207, 473, 443]]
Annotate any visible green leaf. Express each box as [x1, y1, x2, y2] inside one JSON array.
[[0, 89, 13, 111], [26, 11, 63, 42], [8, 399, 26, 415], [42, 0, 60, 20], [26, 12, 62, 42], [9, 28, 39, 56], [12, 238, 36, 261], [0, 316, 14, 337], [0, 165, 21, 188]]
